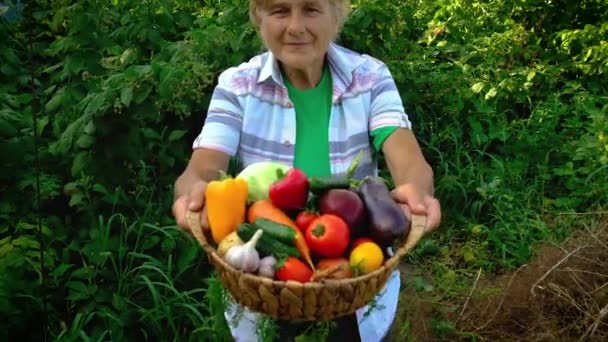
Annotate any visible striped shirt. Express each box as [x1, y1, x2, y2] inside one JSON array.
[[193, 42, 412, 178]]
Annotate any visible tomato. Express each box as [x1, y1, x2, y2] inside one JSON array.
[[315, 257, 353, 279], [295, 211, 319, 234], [305, 214, 350, 258], [349, 242, 384, 275], [275, 257, 313, 283]]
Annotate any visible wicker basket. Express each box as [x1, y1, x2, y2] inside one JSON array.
[[186, 210, 427, 321]]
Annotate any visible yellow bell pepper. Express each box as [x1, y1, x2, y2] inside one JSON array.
[[205, 175, 249, 244]]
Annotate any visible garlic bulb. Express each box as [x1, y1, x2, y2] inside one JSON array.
[[258, 256, 277, 278], [224, 229, 264, 273]]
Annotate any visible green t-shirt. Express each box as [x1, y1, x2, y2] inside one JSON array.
[[284, 65, 398, 178]]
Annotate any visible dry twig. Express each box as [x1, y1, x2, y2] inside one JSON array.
[[530, 245, 587, 297], [578, 303, 608, 342], [584, 225, 608, 250], [475, 264, 528, 332], [456, 268, 482, 326]]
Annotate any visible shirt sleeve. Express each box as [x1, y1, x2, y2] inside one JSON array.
[[370, 125, 399, 152], [368, 64, 412, 133], [192, 70, 243, 156]]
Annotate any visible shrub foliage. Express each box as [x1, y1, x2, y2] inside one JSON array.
[[1, 0, 606, 340]]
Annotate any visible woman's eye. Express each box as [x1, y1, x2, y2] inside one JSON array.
[[271, 8, 288, 15]]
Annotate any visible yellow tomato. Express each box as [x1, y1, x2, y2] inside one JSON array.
[[349, 242, 384, 275]]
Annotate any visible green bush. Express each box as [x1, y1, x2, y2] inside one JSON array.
[[1, 0, 606, 339]]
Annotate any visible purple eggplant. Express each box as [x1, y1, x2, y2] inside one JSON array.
[[358, 176, 410, 247]]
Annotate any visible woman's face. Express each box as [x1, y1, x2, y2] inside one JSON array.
[[257, 0, 338, 71]]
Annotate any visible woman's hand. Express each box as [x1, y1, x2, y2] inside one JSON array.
[[380, 128, 441, 234], [172, 148, 231, 233], [172, 180, 211, 233], [391, 184, 441, 234]]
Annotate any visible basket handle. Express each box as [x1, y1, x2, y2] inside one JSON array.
[[392, 214, 427, 260], [185, 210, 215, 254]]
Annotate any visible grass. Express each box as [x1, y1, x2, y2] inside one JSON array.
[[43, 214, 231, 341]]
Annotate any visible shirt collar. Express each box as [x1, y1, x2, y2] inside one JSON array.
[[256, 43, 368, 102], [257, 51, 284, 85]]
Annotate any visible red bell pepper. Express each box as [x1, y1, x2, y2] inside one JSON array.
[[269, 168, 309, 210]]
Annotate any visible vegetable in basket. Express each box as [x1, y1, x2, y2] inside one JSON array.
[[358, 176, 410, 247], [225, 229, 264, 273], [237, 223, 300, 258], [258, 256, 277, 278], [318, 189, 367, 236], [268, 167, 309, 210], [217, 232, 243, 256], [307, 151, 363, 196], [206, 175, 249, 244], [253, 218, 297, 244], [304, 214, 350, 258], [295, 210, 319, 234], [275, 257, 313, 283], [313, 257, 352, 280], [247, 199, 315, 270], [236, 161, 290, 203], [349, 241, 384, 275]]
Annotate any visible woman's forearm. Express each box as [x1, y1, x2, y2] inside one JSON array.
[[382, 128, 435, 195]]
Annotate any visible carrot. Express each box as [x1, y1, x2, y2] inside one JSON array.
[[248, 199, 315, 270]]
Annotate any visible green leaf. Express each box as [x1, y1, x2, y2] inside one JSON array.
[[0, 243, 14, 258], [161, 238, 176, 254], [45, 88, 66, 112], [133, 84, 153, 104], [71, 267, 95, 280], [49, 134, 73, 155], [131, 65, 152, 77], [484, 87, 497, 100], [168, 129, 187, 141], [177, 245, 199, 274], [76, 134, 94, 149], [71, 151, 89, 176], [141, 236, 160, 250], [51, 264, 74, 278], [471, 82, 485, 93], [120, 48, 137, 65], [159, 69, 177, 99], [84, 93, 107, 116], [66, 281, 97, 301], [12, 236, 39, 250], [69, 193, 84, 207], [120, 86, 133, 107], [83, 120, 95, 135], [36, 116, 49, 136], [143, 128, 160, 140], [92, 183, 109, 194]]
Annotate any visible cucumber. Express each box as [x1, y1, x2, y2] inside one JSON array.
[[309, 176, 351, 195], [309, 150, 363, 195], [237, 223, 300, 258], [253, 218, 296, 244]]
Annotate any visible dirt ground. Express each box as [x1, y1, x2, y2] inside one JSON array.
[[392, 218, 608, 342]]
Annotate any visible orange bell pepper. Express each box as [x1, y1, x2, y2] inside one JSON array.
[[206, 175, 248, 244]]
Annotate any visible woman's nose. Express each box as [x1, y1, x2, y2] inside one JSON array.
[[286, 13, 305, 34]]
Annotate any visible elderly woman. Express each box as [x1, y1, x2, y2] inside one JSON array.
[[172, 0, 441, 340]]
